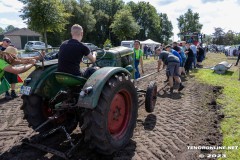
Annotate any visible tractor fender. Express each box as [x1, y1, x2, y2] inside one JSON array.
[[77, 67, 131, 109], [24, 65, 58, 97]]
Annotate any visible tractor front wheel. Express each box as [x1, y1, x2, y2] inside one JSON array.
[[145, 81, 157, 113], [83, 73, 138, 154]]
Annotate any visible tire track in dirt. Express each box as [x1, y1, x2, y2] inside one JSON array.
[[0, 63, 222, 160], [0, 98, 32, 154]]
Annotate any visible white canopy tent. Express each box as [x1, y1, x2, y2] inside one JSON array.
[[140, 39, 161, 52]]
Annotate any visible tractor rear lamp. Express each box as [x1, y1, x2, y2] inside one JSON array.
[[80, 86, 93, 97], [24, 78, 32, 85]]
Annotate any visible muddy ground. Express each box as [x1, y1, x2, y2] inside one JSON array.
[[0, 61, 223, 160]]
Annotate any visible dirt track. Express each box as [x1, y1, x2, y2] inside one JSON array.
[[0, 62, 223, 160]]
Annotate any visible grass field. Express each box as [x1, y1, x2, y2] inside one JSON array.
[[192, 53, 240, 160]]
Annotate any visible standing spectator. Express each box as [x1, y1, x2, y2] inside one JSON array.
[[157, 46, 184, 93], [190, 43, 197, 68], [143, 44, 148, 59], [235, 45, 240, 66], [197, 44, 205, 67], [184, 43, 194, 74], [133, 40, 144, 79], [146, 46, 152, 59], [0, 37, 18, 99], [154, 45, 160, 59], [181, 41, 187, 52]]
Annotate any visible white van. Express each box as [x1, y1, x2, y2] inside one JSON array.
[[121, 40, 134, 49]]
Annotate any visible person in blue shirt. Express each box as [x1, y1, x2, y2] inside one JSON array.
[[190, 43, 197, 68], [158, 45, 185, 93], [166, 44, 182, 65]]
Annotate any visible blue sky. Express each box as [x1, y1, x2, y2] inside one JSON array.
[[1, 0, 240, 40]]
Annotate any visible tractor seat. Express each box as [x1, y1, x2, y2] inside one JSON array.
[[54, 72, 87, 87]]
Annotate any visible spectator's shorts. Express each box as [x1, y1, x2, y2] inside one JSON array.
[[4, 72, 18, 84], [167, 62, 180, 76]]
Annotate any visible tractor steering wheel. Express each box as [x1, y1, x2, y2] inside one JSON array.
[[82, 48, 106, 66]]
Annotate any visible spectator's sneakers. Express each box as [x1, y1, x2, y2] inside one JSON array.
[[5, 91, 13, 100], [178, 84, 185, 91], [164, 79, 169, 83], [11, 90, 19, 98]]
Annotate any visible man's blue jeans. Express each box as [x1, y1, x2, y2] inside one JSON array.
[[135, 60, 140, 79]]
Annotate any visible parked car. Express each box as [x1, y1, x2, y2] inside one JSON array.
[[24, 41, 52, 51], [84, 43, 99, 51]]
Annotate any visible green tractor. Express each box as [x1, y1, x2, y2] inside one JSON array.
[[20, 46, 157, 157]]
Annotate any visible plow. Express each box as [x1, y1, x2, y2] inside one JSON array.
[[13, 46, 161, 159]]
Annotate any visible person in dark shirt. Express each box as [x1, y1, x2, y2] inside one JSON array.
[[197, 44, 205, 67], [184, 43, 194, 74], [235, 46, 240, 66], [58, 24, 96, 77], [156, 46, 184, 93]]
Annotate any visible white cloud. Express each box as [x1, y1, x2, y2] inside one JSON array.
[[0, 0, 23, 13], [0, 18, 26, 29], [0, 0, 26, 29]]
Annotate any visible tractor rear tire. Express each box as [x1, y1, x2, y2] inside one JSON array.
[[82, 73, 138, 154], [145, 81, 157, 113], [22, 95, 77, 133]]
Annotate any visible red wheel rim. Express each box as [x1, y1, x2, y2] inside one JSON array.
[[108, 89, 132, 138]]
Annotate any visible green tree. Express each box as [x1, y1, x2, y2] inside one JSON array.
[[90, 0, 124, 45], [110, 8, 140, 41], [0, 27, 4, 34], [202, 34, 212, 45], [62, 0, 96, 42], [212, 27, 225, 45], [177, 9, 203, 38], [158, 13, 173, 44], [234, 33, 240, 44], [127, 1, 160, 41], [19, 0, 70, 48], [224, 30, 235, 45], [5, 25, 17, 32]]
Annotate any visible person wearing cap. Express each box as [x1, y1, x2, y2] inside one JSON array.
[[0, 37, 11, 51], [0, 47, 37, 97], [0, 46, 44, 99], [157, 46, 184, 93], [133, 40, 144, 79]]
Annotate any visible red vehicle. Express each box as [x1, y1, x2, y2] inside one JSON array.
[[181, 32, 203, 46]]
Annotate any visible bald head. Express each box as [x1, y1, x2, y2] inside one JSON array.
[[71, 24, 83, 41]]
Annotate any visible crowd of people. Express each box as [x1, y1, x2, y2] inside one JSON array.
[[133, 40, 206, 93]]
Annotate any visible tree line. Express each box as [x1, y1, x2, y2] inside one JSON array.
[[1, 1, 238, 47], [15, 0, 173, 48]]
